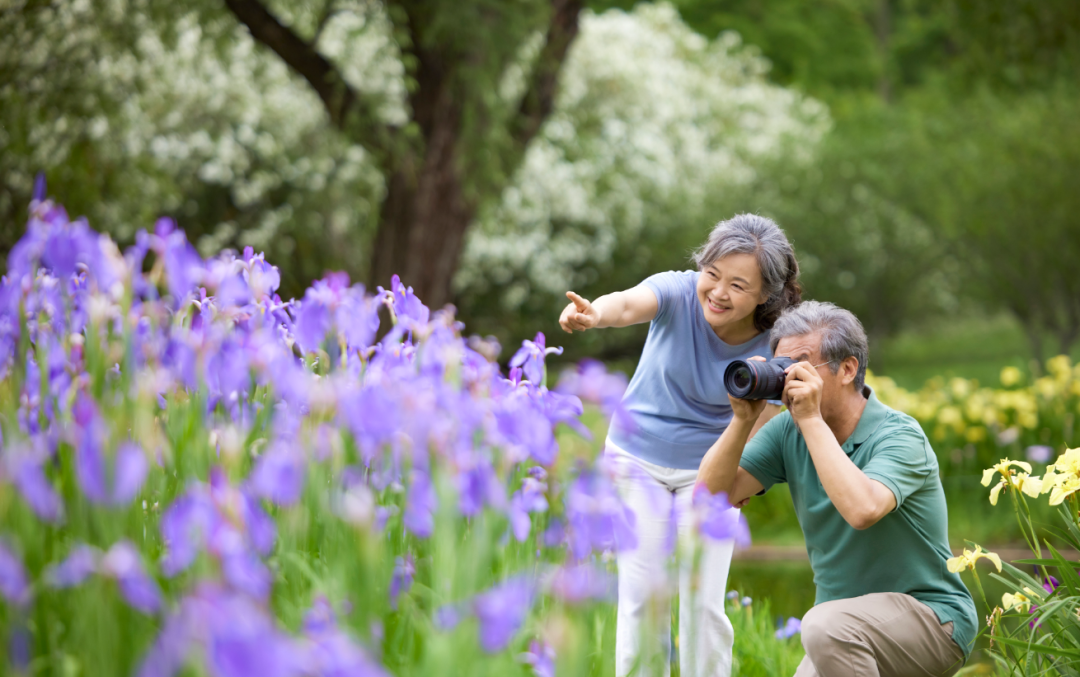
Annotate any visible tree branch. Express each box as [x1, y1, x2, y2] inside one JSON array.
[[510, 0, 583, 150], [224, 0, 395, 157]]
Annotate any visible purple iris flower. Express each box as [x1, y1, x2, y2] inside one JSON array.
[[243, 492, 277, 557], [691, 485, 751, 547], [494, 392, 557, 466], [565, 466, 638, 560], [775, 616, 802, 639], [8, 623, 31, 673], [434, 604, 463, 631], [206, 342, 251, 402], [538, 389, 589, 439], [510, 332, 563, 386], [46, 544, 100, 588], [0, 539, 31, 608], [32, 172, 46, 202], [157, 218, 204, 300], [101, 540, 162, 614], [508, 477, 549, 542], [336, 290, 380, 351], [294, 296, 331, 354], [338, 386, 400, 456], [138, 584, 305, 677], [160, 489, 217, 576], [42, 215, 98, 280], [389, 555, 415, 610], [302, 596, 391, 677], [383, 275, 430, 329], [1025, 445, 1053, 464], [137, 608, 190, 677], [72, 394, 109, 504], [473, 576, 536, 653], [521, 639, 555, 677], [542, 519, 566, 548], [547, 563, 614, 604], [556, 359, 628, 411], [213, 528, 273, 601], [1030, 576, 1061, 629], [216, 274, 252, 309], [113, 442, 149, 505], [404, 471, 436, 538], [10, 451, 65, 522], [250, 443, 306, 506], [457, 460, 505, 517]]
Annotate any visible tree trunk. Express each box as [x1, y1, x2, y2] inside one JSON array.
[[369, 78, 475, 310], [371, 154, 476, 311], [224, 0, 583, 309]]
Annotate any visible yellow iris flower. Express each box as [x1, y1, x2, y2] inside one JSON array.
[[989, 473, 1044, 506], [981, 459, 1033, 487], [946, 546, 1002, 574], [1002, 591, 1032, 613], [1042, 447, 1080, 506], [981, 459, 1042, 505]]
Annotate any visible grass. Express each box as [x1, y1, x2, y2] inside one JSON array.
[[872, 312, 1080, 390]]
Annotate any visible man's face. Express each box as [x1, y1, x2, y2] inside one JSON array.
[[773, 332, 847, 414]]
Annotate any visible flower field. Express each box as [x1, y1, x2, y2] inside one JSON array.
[[0, 191, 803, 676], [868, 359, 1080, 474]]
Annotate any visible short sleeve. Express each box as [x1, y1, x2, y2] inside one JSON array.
[[738, 412, 790, 492], [641, 271, 692, 324], [861, 425, 934, 510]]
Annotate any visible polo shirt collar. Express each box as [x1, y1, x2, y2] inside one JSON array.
[[842, 385, 888, 452]]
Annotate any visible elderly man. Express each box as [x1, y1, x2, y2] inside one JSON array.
[[698, 301, 977, 677]]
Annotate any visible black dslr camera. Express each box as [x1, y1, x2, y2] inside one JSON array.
[[723, 357, 796, 401]]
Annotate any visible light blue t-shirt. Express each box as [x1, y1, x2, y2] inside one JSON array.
[[608, 270, 774, 470]]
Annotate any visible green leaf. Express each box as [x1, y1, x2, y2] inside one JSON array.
[[1047, 543, 1080, 596], [992, 635, 1080, 659], [1012, 559, 1080, 568]]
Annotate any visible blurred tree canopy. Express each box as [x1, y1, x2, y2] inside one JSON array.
[[606, 0, 1080, 358], [2, 0, 587, 309]]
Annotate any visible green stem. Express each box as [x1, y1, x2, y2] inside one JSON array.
[[971, 567, 990, 611]]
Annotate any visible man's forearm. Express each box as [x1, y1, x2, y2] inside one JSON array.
[[698, 416, 757, 496], [799, 417, 893, 529]]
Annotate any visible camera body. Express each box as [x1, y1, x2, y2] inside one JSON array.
[[723, 356, 796, 401]]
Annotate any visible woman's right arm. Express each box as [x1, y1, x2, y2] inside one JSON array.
[[559, 286, 658, 333]]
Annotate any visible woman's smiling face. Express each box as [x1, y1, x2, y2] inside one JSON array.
[[696, 252, 768, 341]]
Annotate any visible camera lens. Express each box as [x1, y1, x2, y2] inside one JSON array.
[[732, 366, 752, 390], [723, 357, 796, 400]]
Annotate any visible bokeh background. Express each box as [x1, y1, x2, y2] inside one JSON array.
[[4, 0, 1080, 383]]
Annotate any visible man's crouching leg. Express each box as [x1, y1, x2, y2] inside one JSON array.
[[792, 593, 965, 677]]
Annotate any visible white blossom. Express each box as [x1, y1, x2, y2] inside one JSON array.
[[457, 4, 830, 304]]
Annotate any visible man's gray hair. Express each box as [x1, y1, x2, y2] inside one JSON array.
[[769, 301, 869, 390], [691, 214, 801, 332]]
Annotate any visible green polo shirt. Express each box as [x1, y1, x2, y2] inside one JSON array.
[[740, 387, 978, 657]]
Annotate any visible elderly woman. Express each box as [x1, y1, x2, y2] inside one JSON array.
[[559, 214, 801, 677]]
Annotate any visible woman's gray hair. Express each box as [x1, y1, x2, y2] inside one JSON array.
[[769, 301, 869, 390], [691, 214, 801, 332]]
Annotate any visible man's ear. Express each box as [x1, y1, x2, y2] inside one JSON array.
[[839, 356, 859, 386]]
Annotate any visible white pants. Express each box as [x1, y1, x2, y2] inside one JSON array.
[[607, 442, 736, 677]]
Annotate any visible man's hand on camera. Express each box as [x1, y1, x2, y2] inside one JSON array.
[[781, 361, 824, 423], [728, 393, 767, 423], [728, 355, 768, 422]]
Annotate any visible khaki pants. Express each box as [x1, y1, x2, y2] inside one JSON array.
[[794, 593, 965, 677]]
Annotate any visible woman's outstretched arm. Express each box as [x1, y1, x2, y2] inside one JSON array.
[[559, 287, 658, 333]]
